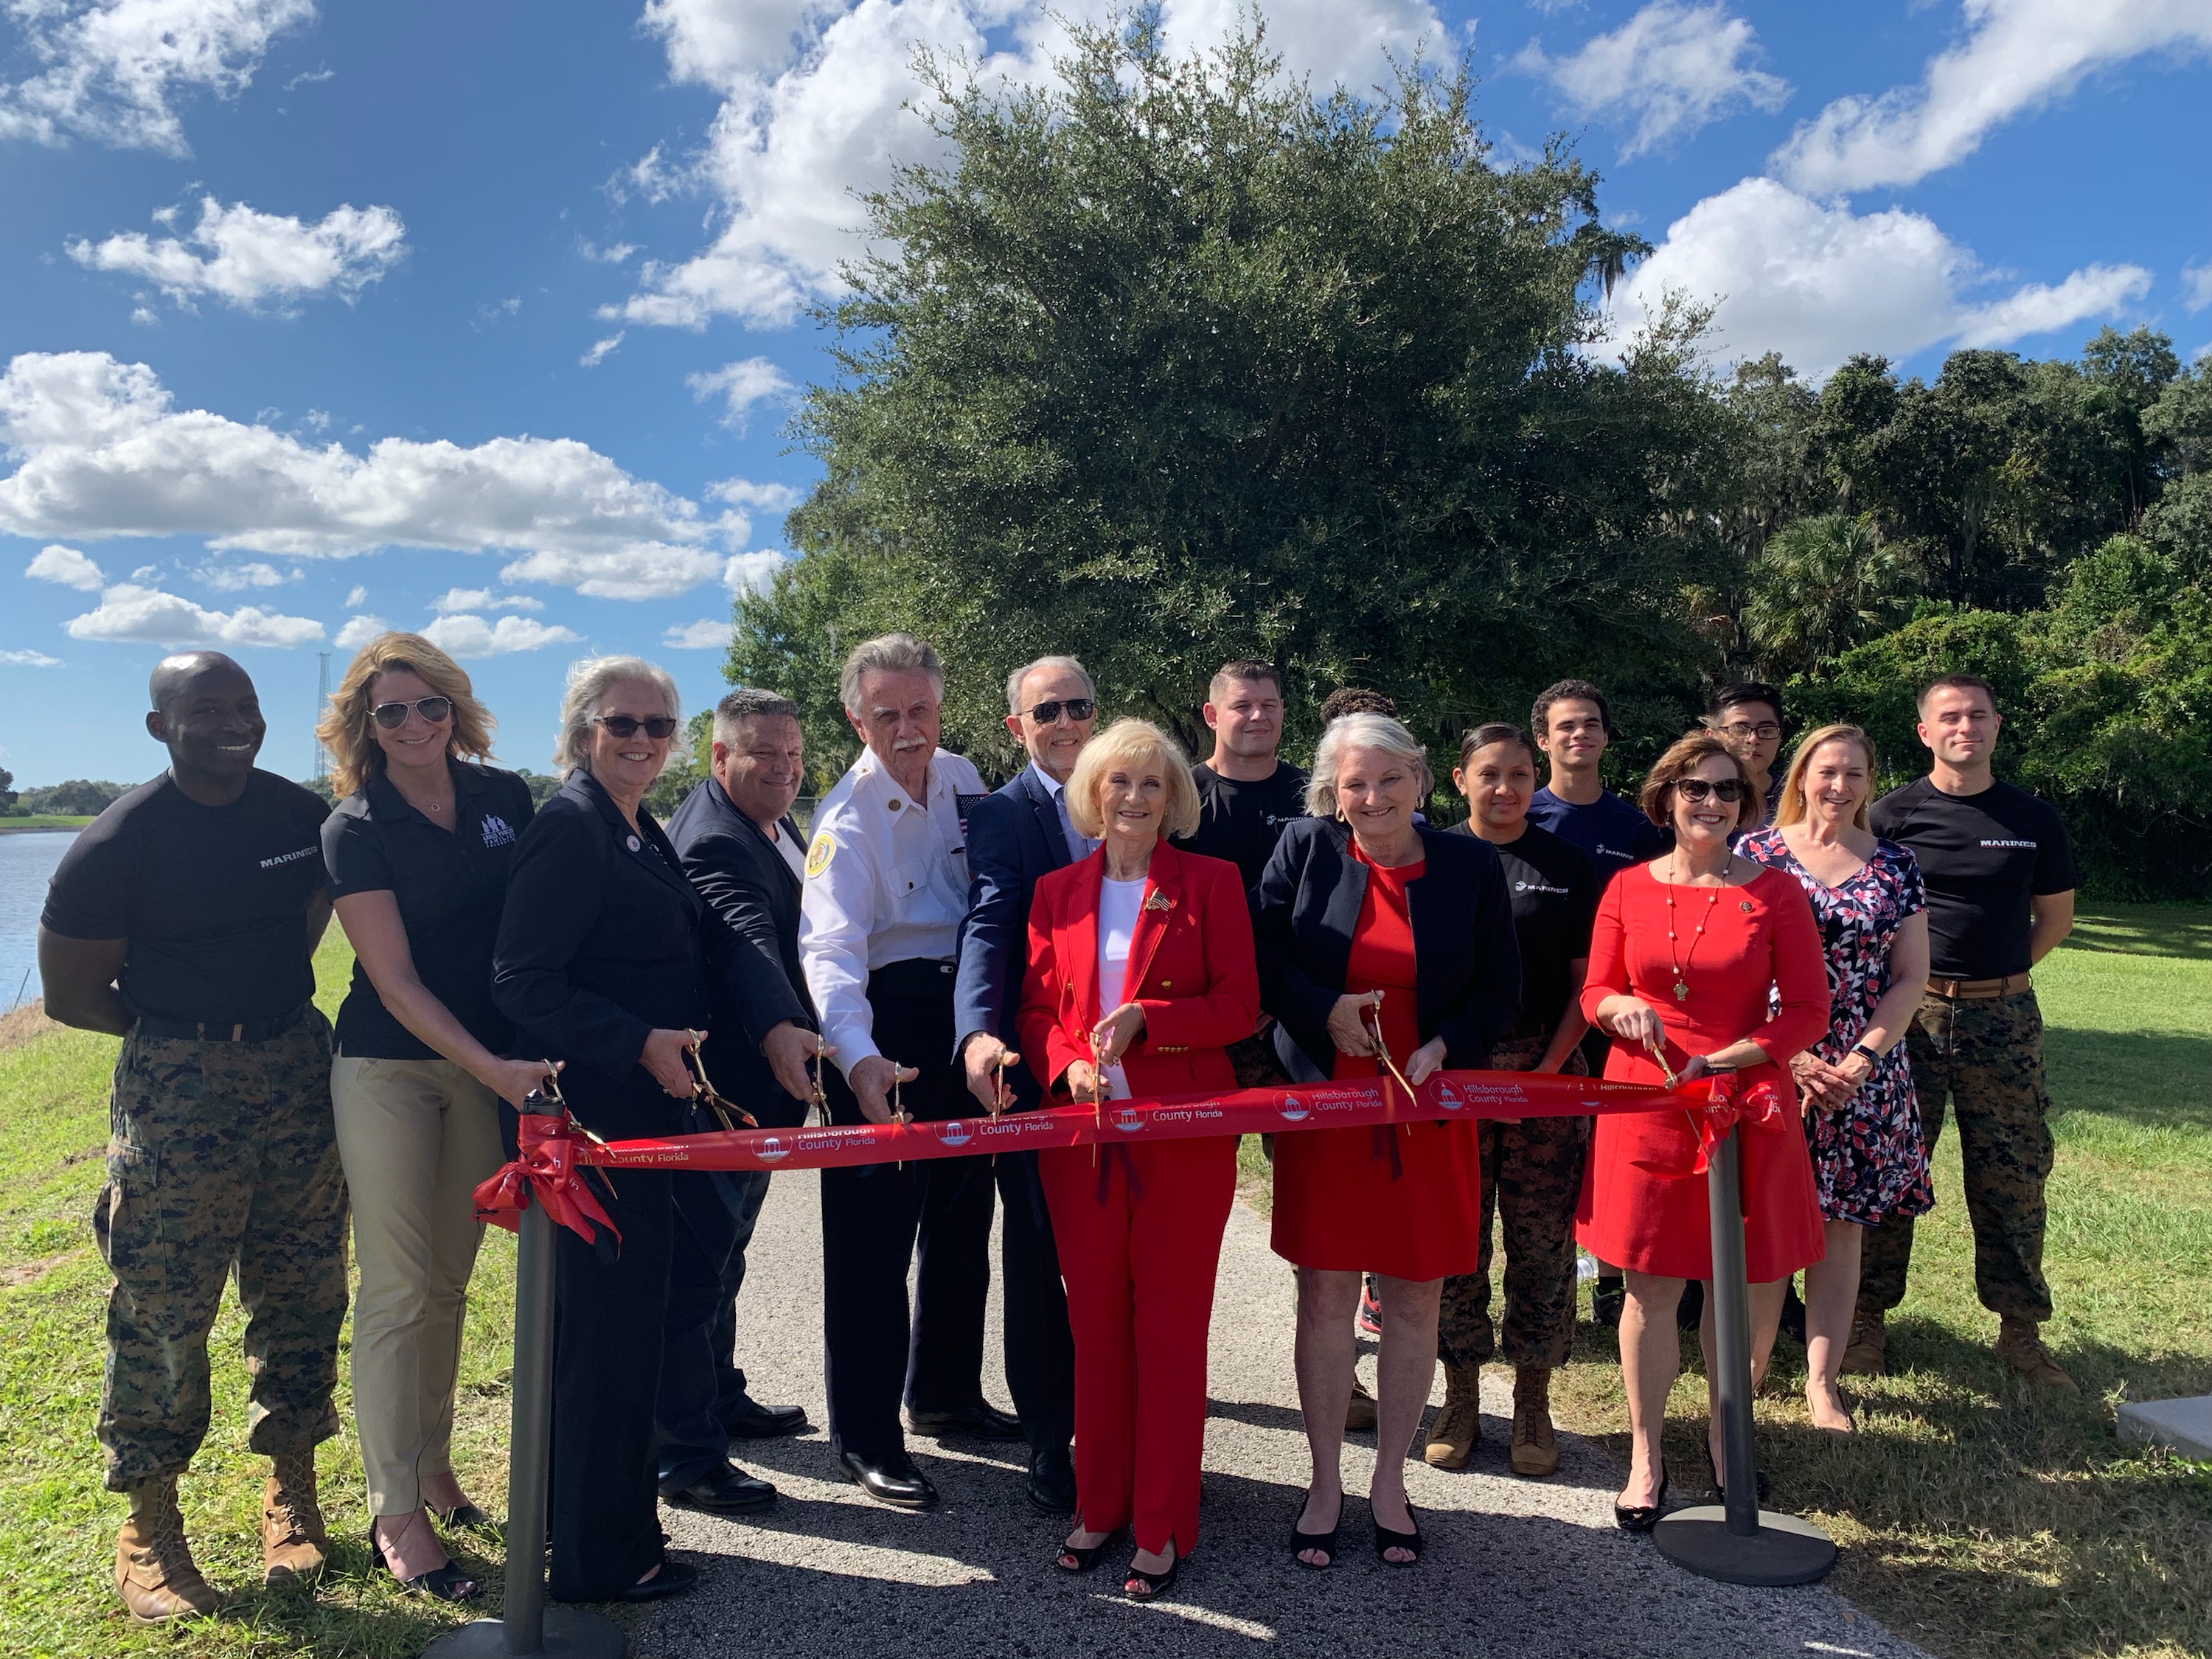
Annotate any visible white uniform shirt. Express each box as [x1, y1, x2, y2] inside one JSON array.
[[799, 745, 985, 1077]]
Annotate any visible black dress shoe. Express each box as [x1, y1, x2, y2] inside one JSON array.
[[907, 1400, 1025, 1441], [661, 1464, 778, 1516], [838, 1448, 939, 1510], [723, 1391, 810, 1441], [1026, 1444, 1077, 1515], [612, 1558, 699, 1602]]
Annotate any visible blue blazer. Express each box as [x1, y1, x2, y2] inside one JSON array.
[[953, 766, 1078, 1105], [1253, 815, 1523, 1084]]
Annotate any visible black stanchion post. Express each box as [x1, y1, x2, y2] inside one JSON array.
[[422, 1194, 627, 1657], [1652, 1121, 1839, 1587]]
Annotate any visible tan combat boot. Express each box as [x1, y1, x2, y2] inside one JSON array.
[[261, 1447, 330, 1585], [1423, 1365, 1482, 1469], [1346, 1374, 1380, 1433], [1995, 1317, 2079, 1394], [1509, 1366, 1560, 1478], [115, 1476, 218, 1624], [1838, 1304, 1887, 1377]]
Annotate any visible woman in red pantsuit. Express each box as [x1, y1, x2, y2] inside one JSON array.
[[1018, 718, 1258, 1603], [1576, 733, 1830, 1530]]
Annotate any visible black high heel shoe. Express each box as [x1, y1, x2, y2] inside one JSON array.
[[1707, 1450, 1772, 1505], [428, 1502, 498, 1533], [1122, 1545, 1181, 1601], [1613, 1464, 1669, 1533], [1054, 1523, 1125, 1573], [1290, 1491, 1343, 1570], [1372, 1500, 1423, 1566], [368, 1522, 480, 1602]]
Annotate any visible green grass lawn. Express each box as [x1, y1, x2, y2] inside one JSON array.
[[2, 914, 2208, 1657], [0, 817, 95, 834]]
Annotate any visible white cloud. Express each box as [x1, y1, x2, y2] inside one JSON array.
[[343, 582, 366, 607], [580, 332, 625, 367], [69, 196, 407, 311], [25, 543, 105, 590], [724, 550, 787, 593], [0, 352, 724, 598], [1774, 0, 2212, 195], [333, 613, 387, 649], [1601, 177, 2151, 380], [688, 356, 795, 431], [419, 613, 583, 658], [709, 477, 803, 511], [618, 0, 1447, 330], [2183, 262, 2212, 313], [195, 559, 297, 589], [1515, 1, 1788, 159], [0, 0, 317, 155], [578, 238, 638, 263], [0, 648, 63, 667], [431, 585, 541, 614], [63, 582, 324, 647], [664, 617, 733, 648]]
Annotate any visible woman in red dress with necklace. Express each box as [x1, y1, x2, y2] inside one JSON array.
[[1578, 733, 1829, 1530], [1253, 714, 1521, 1569]]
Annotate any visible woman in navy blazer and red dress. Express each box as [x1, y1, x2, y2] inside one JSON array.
[[1018, 719, 1258, 1604]]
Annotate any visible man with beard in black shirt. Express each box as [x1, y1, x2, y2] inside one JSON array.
[[1859, 674, 2079, 1391], [39, 652, 346, 1622]]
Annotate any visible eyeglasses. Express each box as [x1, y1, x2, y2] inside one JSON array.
[[1676, 778, 1747, 804], [371, 697, 453, 728], [1719, 720, 1781, 740], [1022, 698, 1096, 726], [595, 714, 679, 740]]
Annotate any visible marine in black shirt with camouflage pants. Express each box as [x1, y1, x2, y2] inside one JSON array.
[[1857, 676, 2080, 1392], [38, 653, 347, 1622]]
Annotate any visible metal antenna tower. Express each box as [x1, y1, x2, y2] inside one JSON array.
[[313, 651, 333, 780]]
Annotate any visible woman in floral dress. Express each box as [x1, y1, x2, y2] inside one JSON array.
[[1741, 724, 1933, 1433]]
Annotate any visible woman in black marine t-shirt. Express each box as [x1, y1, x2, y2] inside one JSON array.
[[316, 633, 545, 1601]]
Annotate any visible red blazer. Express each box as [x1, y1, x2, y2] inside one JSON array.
[[1018, 841, 1259, 1099]]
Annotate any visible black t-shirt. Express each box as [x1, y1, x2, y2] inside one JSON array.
[[1526, 785, 1666, 888], [1176, 761, 1310, 891], [322, 762, 536, 1060], [1869, 776, 2079, 980], [1450, 820, 1600, 1041], [42, 769, 330, 1023]]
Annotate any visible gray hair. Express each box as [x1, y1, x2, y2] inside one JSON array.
[[1005, 654, 1094, 716], [712, 686, 801, 748], [838, 633, 943, 719], [1307, 712, 1433, 819], [554, 655, 689, 776]]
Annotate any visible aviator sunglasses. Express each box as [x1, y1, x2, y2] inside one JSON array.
[[1675, 777, 1747, 804], [1022, 697, 1096, 726], [594, 713, 681, 740], [371, 696, 453, 728]]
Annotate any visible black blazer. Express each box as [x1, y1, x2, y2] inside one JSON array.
[[492, 771, 717, 1139], [664, 774, 814, 1127], [951, 766, 1076, 1106], [1253, 815, 1523, 1083]]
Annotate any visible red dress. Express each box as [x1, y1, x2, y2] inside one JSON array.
[[1270, 852, 1484, 1281], [1574, 864, 1830, 1282]]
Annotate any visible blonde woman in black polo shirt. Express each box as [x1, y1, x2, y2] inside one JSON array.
[[316, 633, 544, 1601]]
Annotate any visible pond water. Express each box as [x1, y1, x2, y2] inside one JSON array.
[[0, 830, 76, 1010]]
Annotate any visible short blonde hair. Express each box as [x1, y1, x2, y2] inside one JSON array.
[[554, 655, 689, 776], [1775, 724, 1879, 832], [1638, 733, 1756, 831], [316, 632, 495, 799], [1308, 713, 1432, 820], [1065, 719, 1200, 841]]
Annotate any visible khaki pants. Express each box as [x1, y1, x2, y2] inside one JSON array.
[[332, 1054, 504, 1515]]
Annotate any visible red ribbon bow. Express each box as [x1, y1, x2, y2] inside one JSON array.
[[1688, 1071, 1784, 1174], [472, 1113, 622, 1251]]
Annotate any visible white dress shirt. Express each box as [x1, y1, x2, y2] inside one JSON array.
[[799, 745, 985, 1077]]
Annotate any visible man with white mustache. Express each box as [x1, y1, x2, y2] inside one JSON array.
[[800, 633, 1020, 1510]]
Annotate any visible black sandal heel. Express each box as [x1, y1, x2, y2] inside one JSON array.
[[1054, 1523, 1124, 1573], [368, 1523, 480, 1602], [1613, 1463, 1669, 1533], [1372, 1500, 1423, 1565], [428, 1502, 498, 1532], [1123, 1547, 1181, 1601], [1290, 1490, 1342, 1570]]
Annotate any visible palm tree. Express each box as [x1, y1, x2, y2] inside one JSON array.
[[1743, 514, 1919, 678]]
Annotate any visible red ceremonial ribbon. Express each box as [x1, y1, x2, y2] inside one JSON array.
[[477, 1067, 1739, 1248], [1685, 1070, 1786, 1175]]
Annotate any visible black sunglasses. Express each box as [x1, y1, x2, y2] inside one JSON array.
[[595, 714, 680, 740], [1023, 698, 1096, 726], [1676, 778, 1747, 804], [371, 696, 453, 728]]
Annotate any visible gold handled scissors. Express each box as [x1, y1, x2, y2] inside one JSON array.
[[683, 1029, 758, 1132]]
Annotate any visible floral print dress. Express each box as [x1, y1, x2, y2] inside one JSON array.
[[1739, 828, 1935, 1227]]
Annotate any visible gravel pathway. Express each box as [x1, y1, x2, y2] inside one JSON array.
[[636, 1169, 1928, 1659]]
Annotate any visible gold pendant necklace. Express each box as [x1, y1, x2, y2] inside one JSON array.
[[1664, 856, 1725, 1001]]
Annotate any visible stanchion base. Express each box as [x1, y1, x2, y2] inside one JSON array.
[[418, 1606, 628, 1659], [1652, 1506, 1837, 1586]]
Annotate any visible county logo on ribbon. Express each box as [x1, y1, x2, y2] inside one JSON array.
[[1111, 1104, 1144, 1134], [1433, 1079, 1466, 1112], [1278, 1093, 1309, 1123], [756, 1136, 790, 1164], [937, 1120, 973, 1148]]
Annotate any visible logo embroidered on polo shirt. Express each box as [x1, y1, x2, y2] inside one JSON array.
[[260, 844, 319, 870], [806, 832, 835, 877], [1980, 838, 2037, 849], [480, 814, 516, 848]]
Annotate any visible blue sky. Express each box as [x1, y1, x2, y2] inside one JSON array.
[[4, 0, 2209, 788]]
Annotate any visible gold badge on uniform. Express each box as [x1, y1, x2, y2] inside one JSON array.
[[805, 832, 836, 878]]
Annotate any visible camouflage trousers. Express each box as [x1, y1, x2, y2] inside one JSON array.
[[94, 1014, 350, 1491], [1860, 988, 2053, 1323], [1436, 1039, 1590, 1371]]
